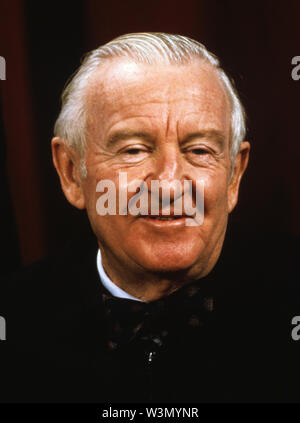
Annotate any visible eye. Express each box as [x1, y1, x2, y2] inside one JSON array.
[[185, 146, 210, 156], [125, 147, 145, 155], [183, 145, 214, 165], [191, 148, 209, 155], [118, 145, 150, 163]]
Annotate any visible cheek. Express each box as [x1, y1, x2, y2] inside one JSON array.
[[193, 170, 229, 218], [82, 177, 97, 213], [82, 166, 141, 227], [81, 165, 116, 223]]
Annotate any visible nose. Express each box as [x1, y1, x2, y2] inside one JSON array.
[[153, 143, 183, 183], [147, 143, 184, 204]]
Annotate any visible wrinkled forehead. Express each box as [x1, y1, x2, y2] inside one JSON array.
[[85, 57, 231, 134]]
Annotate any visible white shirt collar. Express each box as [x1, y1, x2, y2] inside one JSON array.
[[96, 249, 144, 302]]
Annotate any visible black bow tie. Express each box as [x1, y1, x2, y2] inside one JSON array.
[[101, 281, 214, 351]]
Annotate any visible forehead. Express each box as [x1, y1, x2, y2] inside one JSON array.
[[85, 58, 231, 135]]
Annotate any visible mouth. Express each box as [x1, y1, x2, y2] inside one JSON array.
[[137, 213, 195, 227], [141, 215, 187, 221]]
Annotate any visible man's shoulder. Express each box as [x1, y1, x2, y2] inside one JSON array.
[[0, 234, 101, 346], [214, 224, 300, 319], [0, 234, 109, 403]]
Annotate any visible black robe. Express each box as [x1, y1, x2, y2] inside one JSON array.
[[0, 225, 299, 403]]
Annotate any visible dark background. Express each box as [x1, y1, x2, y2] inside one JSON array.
[[0, 0, 299, 273]]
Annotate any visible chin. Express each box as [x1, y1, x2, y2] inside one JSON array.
[[132, 243, 205, 274]]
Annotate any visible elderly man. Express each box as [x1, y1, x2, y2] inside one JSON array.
[[0, 33, 299, 403]]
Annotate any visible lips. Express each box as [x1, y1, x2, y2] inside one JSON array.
[[137, 211, 195, 225], [137, 214, 194, 229], [138, 212, 192, 219], [142, 215, 186, 220]]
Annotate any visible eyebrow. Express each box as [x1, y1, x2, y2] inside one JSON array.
[[106, 130, 155, 147], [181, 129, 226, 148]]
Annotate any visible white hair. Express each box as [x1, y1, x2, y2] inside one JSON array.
[[54, 32, 246, 178]]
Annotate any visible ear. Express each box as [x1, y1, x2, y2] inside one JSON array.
[[51, 137, 85, 210], [227, 141, 250, 213]]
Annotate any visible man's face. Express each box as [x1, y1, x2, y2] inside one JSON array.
[[81, 58, 240, 279]]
